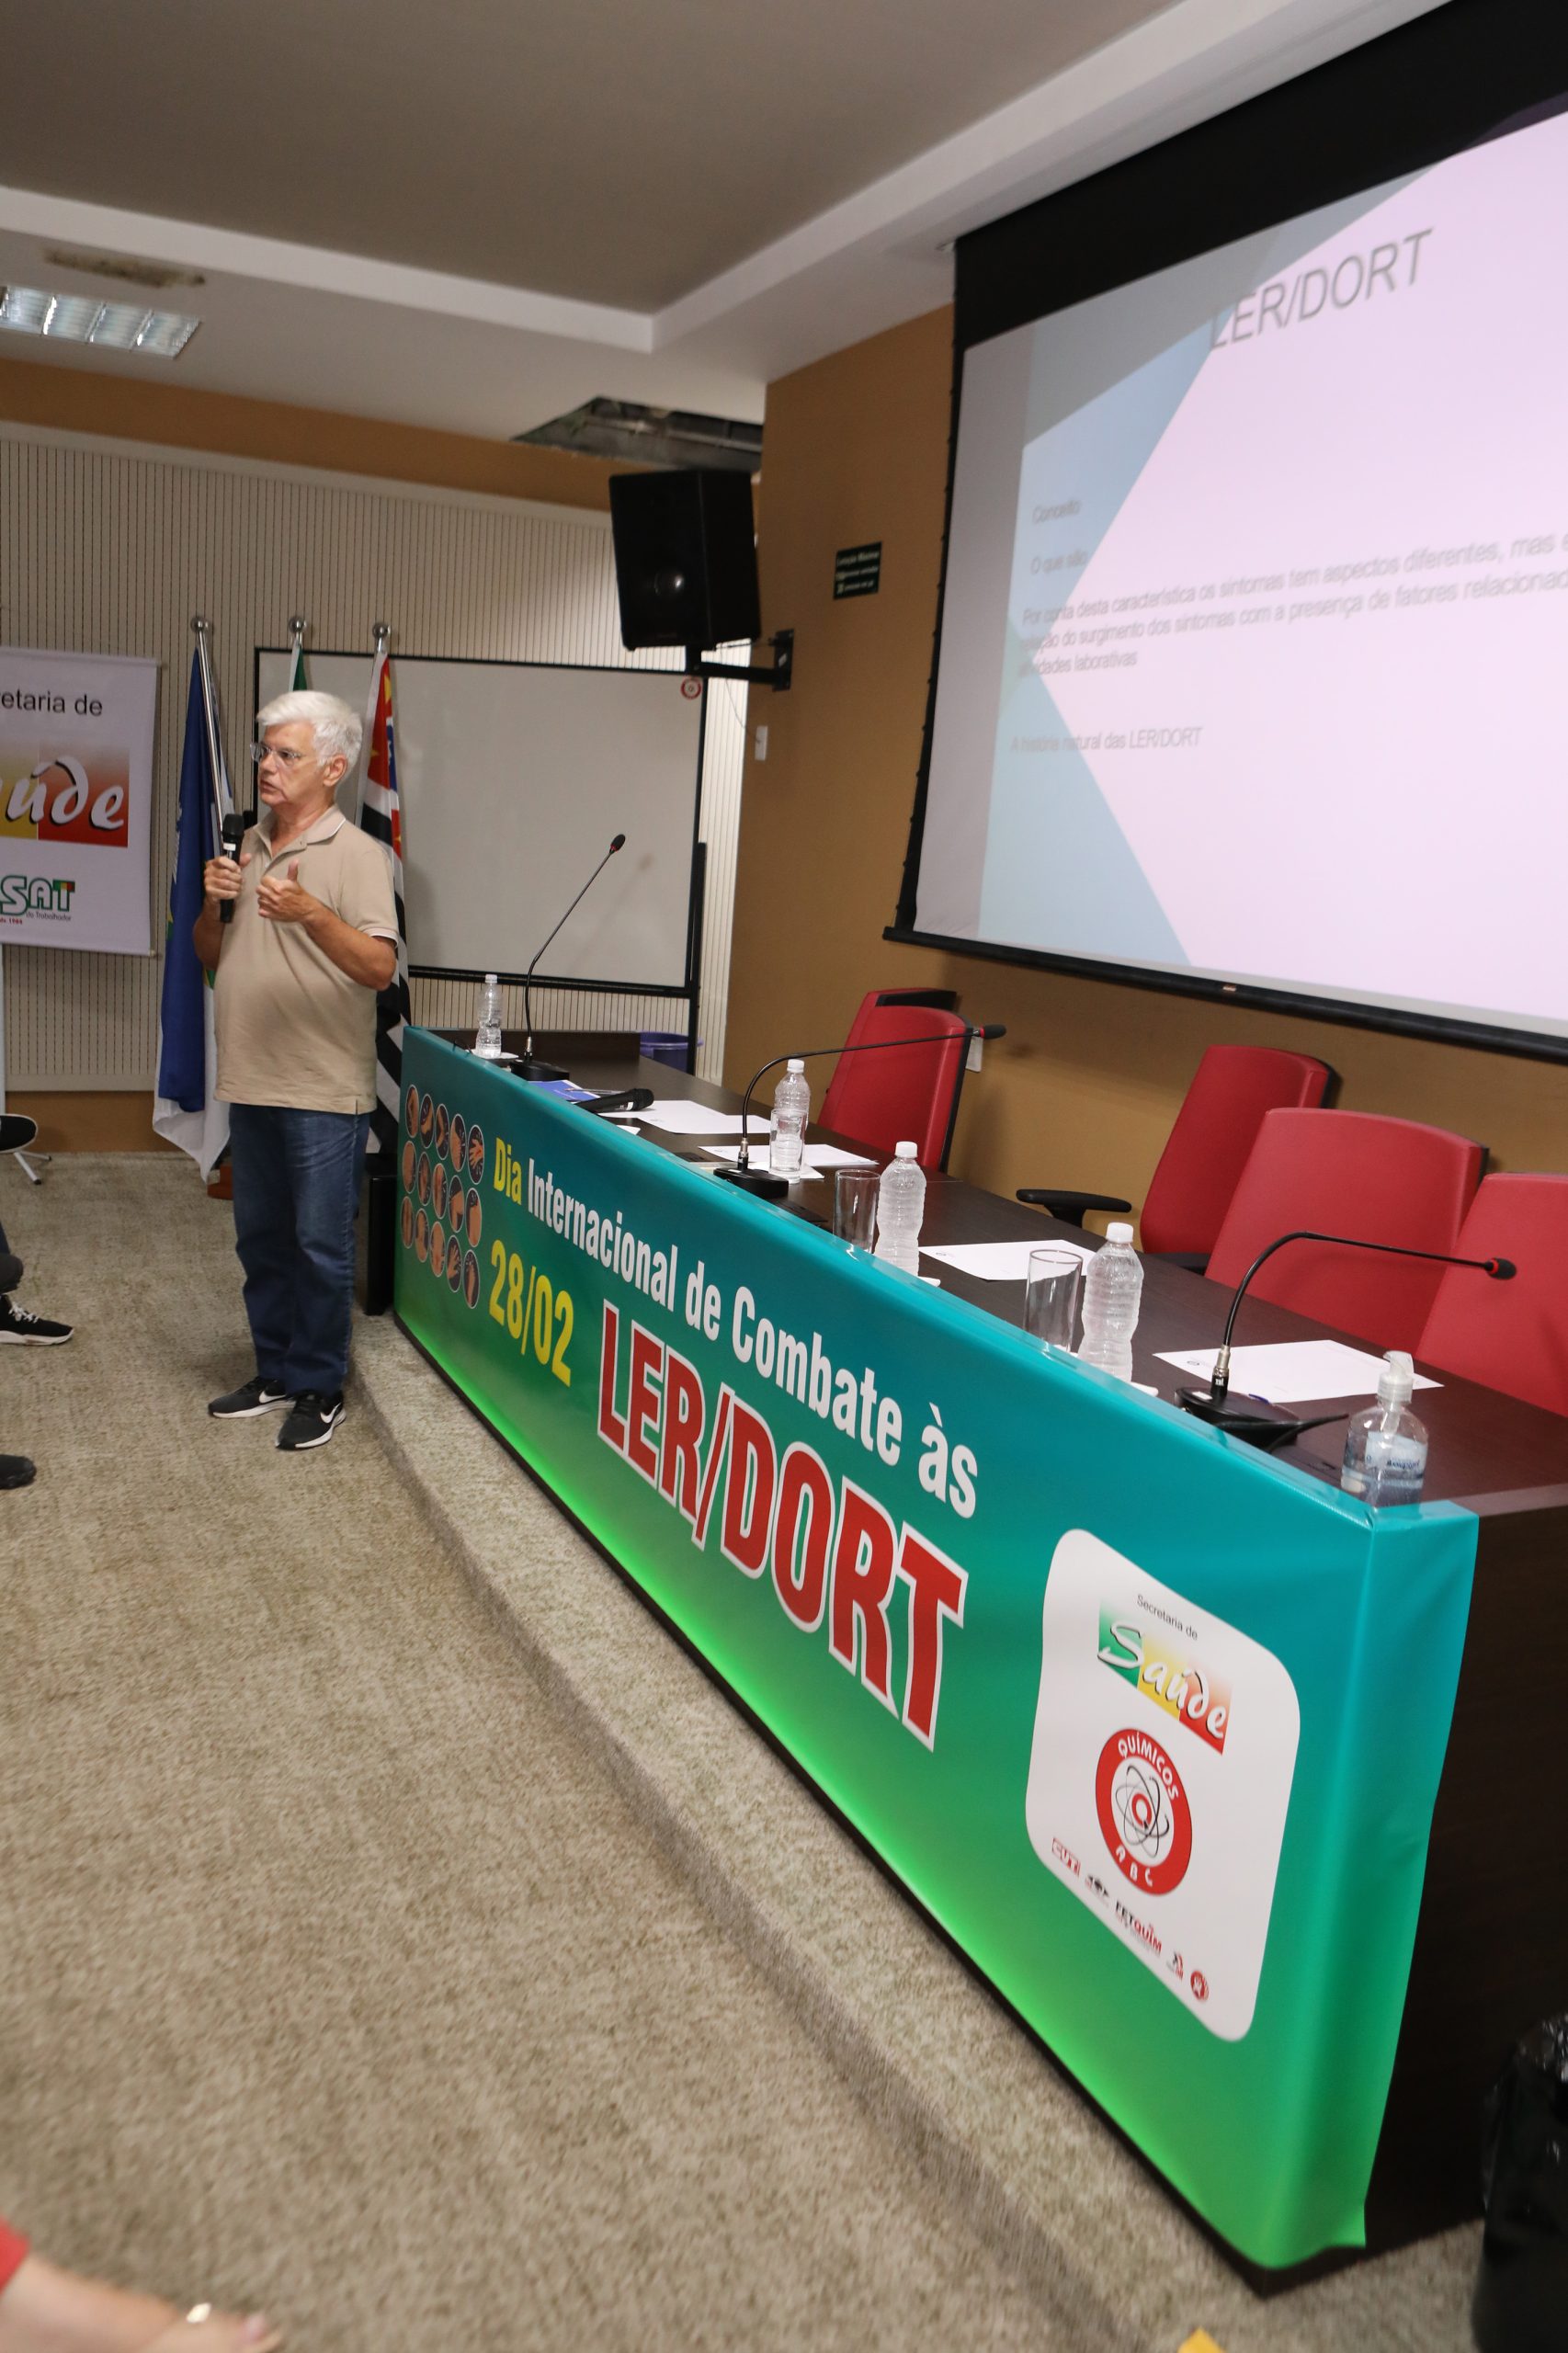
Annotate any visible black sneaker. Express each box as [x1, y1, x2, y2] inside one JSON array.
[[277, 1392, 345, 1451], [209, 1374, 290, 1418], [0, 1452, 36, 1489], [0, 1295, 73, 1346]]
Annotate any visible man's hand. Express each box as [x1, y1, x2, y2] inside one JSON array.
[[202, 850, 249, 904], [257, 858, 317, 926]]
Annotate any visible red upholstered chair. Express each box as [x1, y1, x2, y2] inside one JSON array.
[[1416, 1172, 1568, 1417], [819, 999, 971, 1169], [1205, 1108, 1485, 1354], [829, 986, 960, 1063], [1018, 1043, 1332, 1265]]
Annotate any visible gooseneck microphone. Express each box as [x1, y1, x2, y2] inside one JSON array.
[[1176, 1227, 1517, 1450], [511, 832, 627, 1083], [720, 1025, 1007, 1199], [217, 810, 246, 925]]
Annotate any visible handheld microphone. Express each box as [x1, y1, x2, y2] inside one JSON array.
[[217, 810, 246, 925], [579, 1086, 655, 1117], [510, 833, 627, 1083], [720, 1024, 1006, 1199], [1177, 1227, 1516, 1450]]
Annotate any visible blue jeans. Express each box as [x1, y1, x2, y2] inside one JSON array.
[[230, 1104, 369, 1397]]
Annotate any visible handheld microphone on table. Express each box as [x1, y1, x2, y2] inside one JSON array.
[[217, 810, 246, 925], [720, 1025, 1007, 1200], [1176, 1228, 1516, 1450], [579, 1086, 655, 1117], [510, 832, 627, 1082]]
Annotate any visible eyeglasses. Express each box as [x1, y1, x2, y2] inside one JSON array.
[[250, 742, 309, 769]]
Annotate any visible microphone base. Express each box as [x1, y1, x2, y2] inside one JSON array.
[[712, 1163, 790, 1201], [1176, 1387, 1344, 1453], [509, 1054, 569, 1083]]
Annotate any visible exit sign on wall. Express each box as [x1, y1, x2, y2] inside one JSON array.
[[834, 543, 882, 598]]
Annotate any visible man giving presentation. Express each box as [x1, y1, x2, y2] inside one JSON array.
[[197, 691, 397, 1450]]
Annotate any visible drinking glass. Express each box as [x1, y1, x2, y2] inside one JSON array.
[[1024, 1245, 1082, 1348], [833, 1168, 880, 1249]]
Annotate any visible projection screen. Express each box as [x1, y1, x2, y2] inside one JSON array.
[[896, 1, 1568, 1061]]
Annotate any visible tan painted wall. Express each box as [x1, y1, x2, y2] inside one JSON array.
[[8, 1094, 177, 1154], [725, 308, 1568, 1218], [0, 352, 616, 509]]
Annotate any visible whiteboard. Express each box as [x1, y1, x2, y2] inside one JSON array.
[[255, 652, 703, 988]]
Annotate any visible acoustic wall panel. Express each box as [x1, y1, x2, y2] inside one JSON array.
[[0, 424, 746, 1087]]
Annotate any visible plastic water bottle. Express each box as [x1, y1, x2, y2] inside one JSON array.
[[1077, 1222, 1143, 1381], [874, 1141, 926, 1275], [769, 1058, 811, 1176], [473, 973, 504, 1060], [1341, 1351, 1428, 1505]]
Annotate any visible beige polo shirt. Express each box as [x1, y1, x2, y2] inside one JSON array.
[[214, 807, 398, 1113]]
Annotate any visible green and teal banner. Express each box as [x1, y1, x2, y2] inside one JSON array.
[[396, 1030, 1477, 2268]]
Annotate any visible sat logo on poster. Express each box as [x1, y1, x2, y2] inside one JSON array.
[[1025, 1529, 1300, 2040]]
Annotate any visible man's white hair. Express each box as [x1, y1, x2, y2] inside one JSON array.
[[256, 689, 363, 773]]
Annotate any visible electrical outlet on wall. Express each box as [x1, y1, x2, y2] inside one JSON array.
[[754, 723, 768, 761]]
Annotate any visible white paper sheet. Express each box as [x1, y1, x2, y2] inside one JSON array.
[[692, 1139, 824, 1176], [635, 1099, 770, 1137], [1153, 1340, 1440, 1404], [920, 1239, 1096, 1281], [797, 1142, 879, 1169]]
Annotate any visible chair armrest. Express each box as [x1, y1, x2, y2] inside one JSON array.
[[1015, 1188, 1132, 1230], [1149, 1250, 1210, 1276]]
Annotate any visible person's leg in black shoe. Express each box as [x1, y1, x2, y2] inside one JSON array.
[[218, 1102, 297, 1412], [0, 1217, 72, 1347], [273, 1106, 367, 1451]]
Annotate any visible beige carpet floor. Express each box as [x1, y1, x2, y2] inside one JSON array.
[[0, 1156, 1484, 2352], [0, 1155, 1137, 2351]]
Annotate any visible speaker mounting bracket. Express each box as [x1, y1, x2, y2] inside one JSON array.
[[683, 630, 793, 693]]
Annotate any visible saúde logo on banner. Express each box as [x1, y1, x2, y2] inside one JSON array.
[[1025, 1529, 1300, 2040], [0, 756, 128, 926]]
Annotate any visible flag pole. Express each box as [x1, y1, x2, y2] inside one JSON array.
[[287, 613, 306, 675], [189, 616, 232, 845], [357, 620, 391, 823]]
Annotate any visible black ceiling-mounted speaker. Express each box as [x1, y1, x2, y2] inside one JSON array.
[[608, 468, 761, 653]]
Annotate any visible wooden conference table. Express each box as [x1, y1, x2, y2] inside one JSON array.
[[417, 1030, 1568, 2268]]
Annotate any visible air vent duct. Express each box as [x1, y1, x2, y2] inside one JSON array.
[[43, 248, 205, 292], [515, 397, 761, 474]]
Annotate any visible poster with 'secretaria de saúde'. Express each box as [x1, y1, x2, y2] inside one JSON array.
[[0, 646, 157, 953]]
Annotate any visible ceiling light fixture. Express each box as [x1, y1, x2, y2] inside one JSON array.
[[0, 284, 200, 357]]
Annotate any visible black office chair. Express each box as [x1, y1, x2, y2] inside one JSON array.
[[0, 1111, 46, 1185]]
